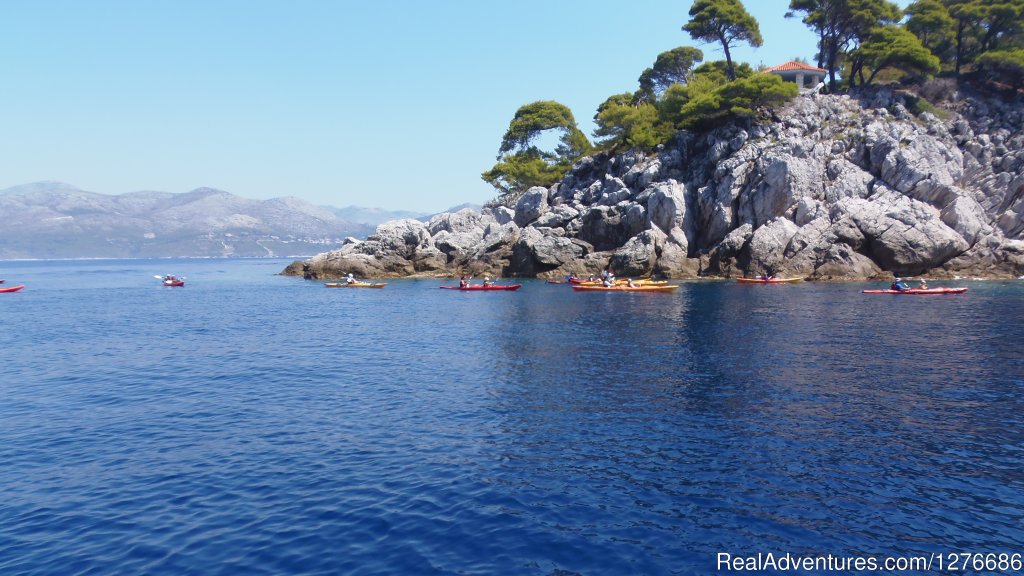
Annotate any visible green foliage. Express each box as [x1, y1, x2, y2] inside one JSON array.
[[691, 60, 755, 84], [481, 151, 569, 196], [483, 101, 591, 195], [683, 0, 763, 80], [496, 100, 590, 159], [976, 0, 1024, 51], [670, 73, 799, 131], [593, 94, 675, 152], [637, 46, 705, 102], [904, 93, 953, 119], [975, 48, 1024, 88], [856, 25, 942, 85], [656, 73, 724, 127], [905, 0, 956, 61], [787, 0, 902, 90], [943, 0, 1024, 75]]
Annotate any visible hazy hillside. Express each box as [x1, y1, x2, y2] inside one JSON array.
[[0, 182, 374, 259], [327, 205, 429, 227]]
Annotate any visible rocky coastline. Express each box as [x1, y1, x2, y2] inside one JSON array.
[[284, 88, 1024, 281]]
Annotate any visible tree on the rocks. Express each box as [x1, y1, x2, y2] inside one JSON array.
[[683, 0, 762, 81], [482, 101, 590, 195], [593, 94, 674, 152], [975, 47, 1024, 88], [855, 25, 942, 85], [905, 0, 956, 60], [637, 46, 705, 102], [787, 0, 902, 91]]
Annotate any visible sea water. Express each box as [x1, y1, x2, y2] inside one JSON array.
[[1, 259, 1023, 575]]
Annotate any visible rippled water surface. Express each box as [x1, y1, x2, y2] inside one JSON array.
[[1, 259, 1023, 575]]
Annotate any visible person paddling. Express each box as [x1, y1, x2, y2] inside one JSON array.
[[890, 277, 910, 291], [346, 273, 357, 285], [459, 275, 468, 288]]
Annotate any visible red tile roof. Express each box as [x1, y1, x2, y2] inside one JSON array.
[[765, 61, 827, 73]]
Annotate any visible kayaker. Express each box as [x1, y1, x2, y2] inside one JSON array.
[[459, 276, 468, 288], [919, 278, 928, 289], [602, 275, 615, 287], [346, 273, 357, 285], [627, 278, 636, 287], [890, 277, 910, 291], [483, 276, 492, 288]]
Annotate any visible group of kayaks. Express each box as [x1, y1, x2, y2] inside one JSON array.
[[735, 276, 968, 295], [435, 275, 679, 292], [0, 274, 970, 296], [542, 277, 679, 292], [314, 274, 970, 295]]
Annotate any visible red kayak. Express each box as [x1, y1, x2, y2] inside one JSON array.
[[440, 284, 522, 291], [862, 287, 967, 295], [0, 284, 26, 293], [163, 279, 185, 287]]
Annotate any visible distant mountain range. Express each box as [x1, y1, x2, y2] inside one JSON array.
[[0, 182, 446, 259]]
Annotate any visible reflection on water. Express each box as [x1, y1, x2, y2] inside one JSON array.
[[1, 261, 1023, 575]]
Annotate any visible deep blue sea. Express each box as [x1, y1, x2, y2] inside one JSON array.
[[1, 258, 1023, 575]]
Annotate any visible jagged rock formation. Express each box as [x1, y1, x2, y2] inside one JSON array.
[[289, 88, 1024, 280]]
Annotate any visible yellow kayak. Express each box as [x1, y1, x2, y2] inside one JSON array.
[[577, 279, 668, 286], [572, 284, 678, 293], [325, 282, 387, 288]]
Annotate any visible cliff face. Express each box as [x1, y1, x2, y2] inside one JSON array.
[[291, 89, 1024, 280]]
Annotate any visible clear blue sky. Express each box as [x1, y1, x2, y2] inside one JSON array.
[[0, 1, 904, 212]]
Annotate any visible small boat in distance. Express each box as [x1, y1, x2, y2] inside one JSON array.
[[156, 274, 185, 287], [0, 284, 26, 293]]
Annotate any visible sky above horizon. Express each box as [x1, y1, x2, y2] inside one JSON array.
[[0, 0, 908, 212]]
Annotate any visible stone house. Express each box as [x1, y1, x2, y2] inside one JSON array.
[[765, 61, 827, 90]]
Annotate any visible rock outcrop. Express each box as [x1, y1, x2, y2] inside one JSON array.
[[288, 88, 1024, 280]]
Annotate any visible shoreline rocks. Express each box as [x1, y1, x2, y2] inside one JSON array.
[[286, 88, 1024, 281]]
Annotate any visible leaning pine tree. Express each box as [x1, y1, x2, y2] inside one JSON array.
[[481, 101, 591, 197]]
